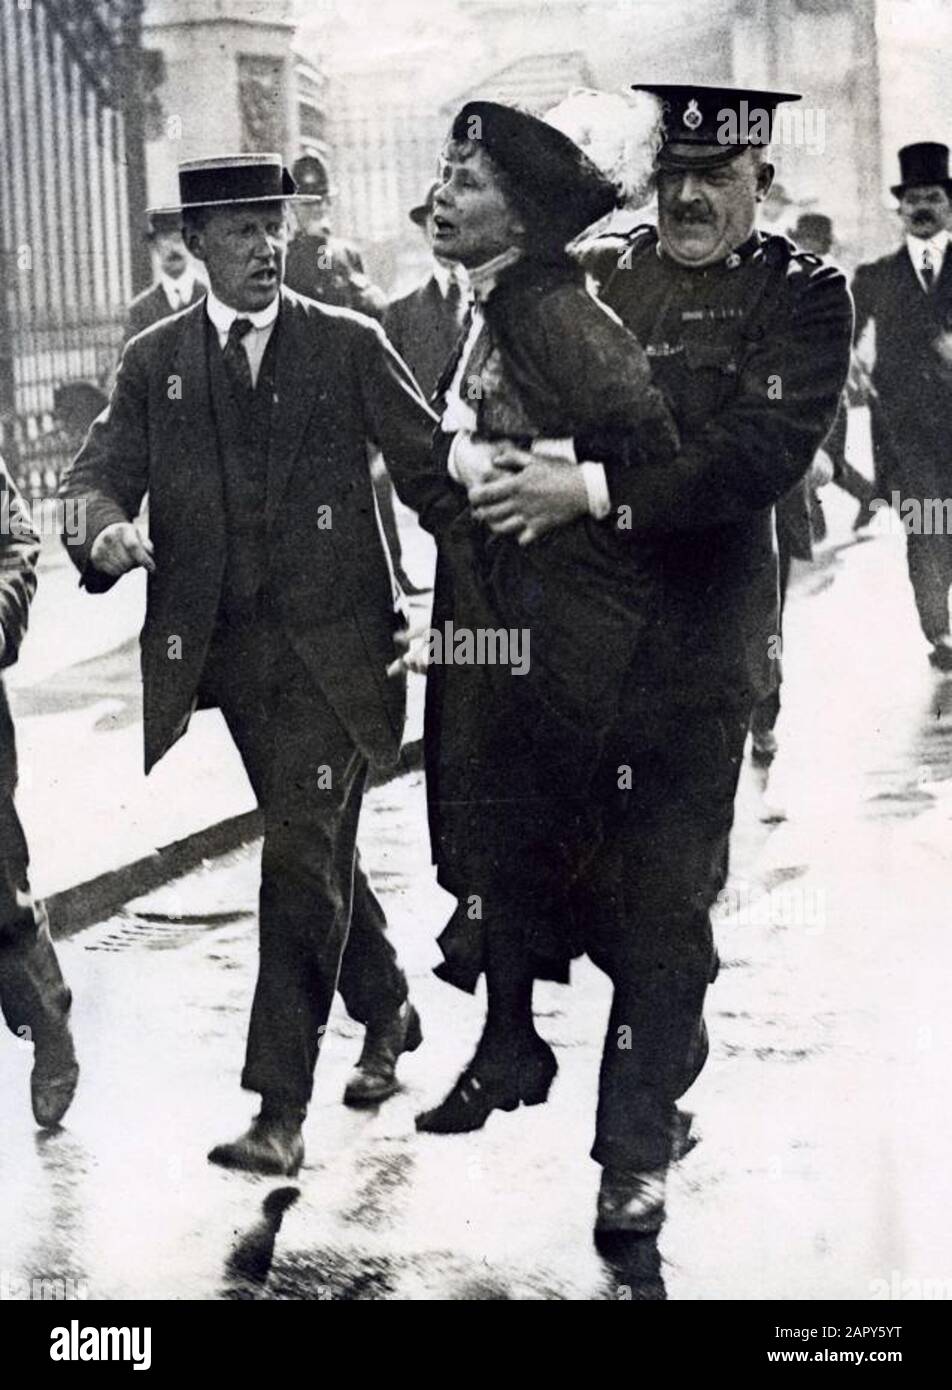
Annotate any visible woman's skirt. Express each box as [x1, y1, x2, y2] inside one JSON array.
[[424, 519, 617, 992]]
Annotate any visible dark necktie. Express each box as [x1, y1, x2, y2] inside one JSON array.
[[223, 317, 254, 394], [922, 249, 935, 292], [445, 278, 464, 325]]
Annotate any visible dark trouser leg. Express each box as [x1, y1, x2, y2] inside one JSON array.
[[0, 696, 72, 1045], [905, 530, 952, 644], [203, 626, 406, 1107], [588, 705, 750, 1171], [750, 543, 793, 739], [335, 857, 408, 1028]]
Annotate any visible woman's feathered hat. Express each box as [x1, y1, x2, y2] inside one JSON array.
[[449, 100, 623, 244]]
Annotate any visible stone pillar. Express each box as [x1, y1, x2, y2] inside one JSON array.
[[142, 0, 299, 209]]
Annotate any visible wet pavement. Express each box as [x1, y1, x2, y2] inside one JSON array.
[[2, 488, 952, 1300]]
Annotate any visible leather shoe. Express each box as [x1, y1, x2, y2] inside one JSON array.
[[343, 1001, 422, 1107], [208, 1112, 304, 1176], [596, 1166, 668, 1235], [415, 1038, 557, 1135], [31, 1021, 79, 1129]]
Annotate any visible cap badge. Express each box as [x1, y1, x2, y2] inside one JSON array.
[[683, 99, 703, 131]]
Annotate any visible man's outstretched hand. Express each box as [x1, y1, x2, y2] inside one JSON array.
[[468, 446, 589, 545], [89, 522, 156, 577]]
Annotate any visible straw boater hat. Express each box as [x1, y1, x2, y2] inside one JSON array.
[[148, 153, 297, 218]]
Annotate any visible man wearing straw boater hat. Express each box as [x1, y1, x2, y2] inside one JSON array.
[[852, 142, 952, 670], [59, 153, 456, 1176]]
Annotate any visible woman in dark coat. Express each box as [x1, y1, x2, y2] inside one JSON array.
[[414, 100, 678, 1133]]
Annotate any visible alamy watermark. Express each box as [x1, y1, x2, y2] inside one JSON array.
[[716, 101, 826, 155], [713, 880, 827, 935], [1, 1268, 89, 1301], [421, 621, 530, 675], [0, 495, 86, 544], [869, 493, 952, 536]]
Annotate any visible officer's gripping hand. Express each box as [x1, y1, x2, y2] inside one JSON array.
[[89, 522, 156, 578], [469, 445, 589, 546]]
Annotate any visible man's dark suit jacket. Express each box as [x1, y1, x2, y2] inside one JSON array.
[[384, 275, 464, 401], [122, 279, 206, 346], [852, 246, 952, 493], [60, 288, 456, 774]]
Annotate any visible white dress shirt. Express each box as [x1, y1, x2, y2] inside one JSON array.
[[204, 286, 280, 388], [161, 268, 197, 312], [906, 230, 949, 290]]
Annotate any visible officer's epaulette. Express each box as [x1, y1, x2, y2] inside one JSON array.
[[575, 222, 656, 286], [611, 222, 658, 261], [761, 233, 844, 291]]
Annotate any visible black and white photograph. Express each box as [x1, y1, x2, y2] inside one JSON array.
[[0, 0, 949, 1341]]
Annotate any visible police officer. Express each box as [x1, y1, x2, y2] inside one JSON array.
[[283, 155, 386, 318], [466, 83, 853, 1234]]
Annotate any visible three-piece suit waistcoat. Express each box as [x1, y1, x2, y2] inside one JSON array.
[[206, 319, 280, 620]]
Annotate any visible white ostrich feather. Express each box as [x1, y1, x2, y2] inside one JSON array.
[[544, 88, 663, 208]]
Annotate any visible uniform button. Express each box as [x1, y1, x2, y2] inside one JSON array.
[[726, 252, 742, 269]]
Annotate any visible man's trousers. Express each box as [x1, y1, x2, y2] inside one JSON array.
[[905, 529, 952, 645], [0, 688, 72, 1049], [586, 703, 751, 1172], [199, 621, 408, 1108]]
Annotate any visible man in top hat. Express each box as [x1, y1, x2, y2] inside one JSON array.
[[384, 182, 468, 402], [59, 153, 457, 1176], [465, 83, 853, 1234], [283, 154, 386, 319], [122, 210, 205, 346], [852, 142, 952, 669]]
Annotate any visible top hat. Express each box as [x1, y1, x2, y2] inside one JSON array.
[[149, 153, 296, 216], [410, 181, 439, 227], [891, 143, 952, 198], [630, 83, 801, 171], [449, 101, 620, 245], [292, 154, 331, 201]]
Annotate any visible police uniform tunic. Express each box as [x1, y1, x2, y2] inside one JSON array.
[[578, 225, 853, 1172]]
